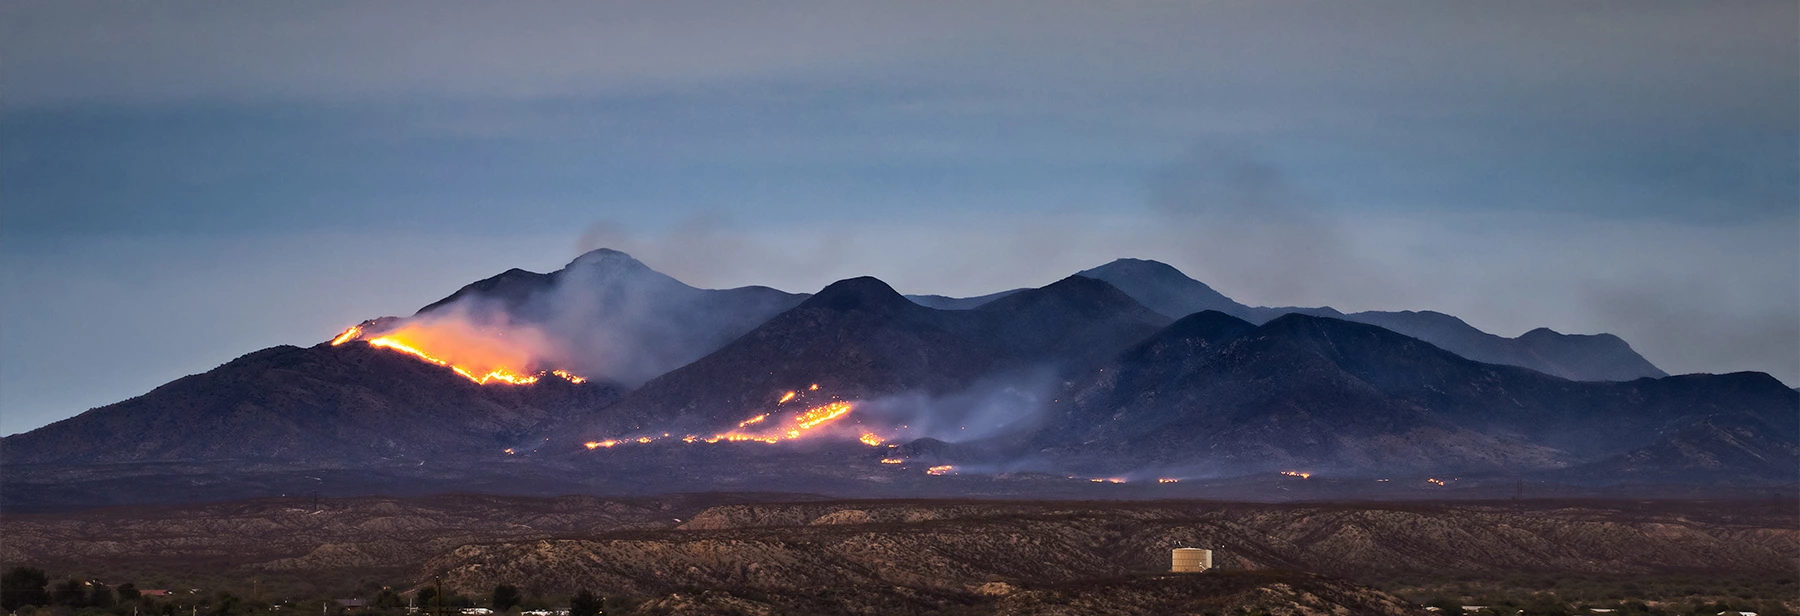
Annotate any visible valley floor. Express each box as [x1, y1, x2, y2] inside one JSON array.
[[2, 494, 1794, 615]]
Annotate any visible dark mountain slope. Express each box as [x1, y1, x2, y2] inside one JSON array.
[[1, 344, 624, 467], [1033, 313, 1796, 478], [962, 275, 1172, 370], [574, 277, 1011, 437], [1077, 258, 1666, 381], [1549, 388, 1800, 484], [571, 275, 1171, 439]]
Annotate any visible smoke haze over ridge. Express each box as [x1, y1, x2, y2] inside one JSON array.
[[2, 1, 1793, 434]]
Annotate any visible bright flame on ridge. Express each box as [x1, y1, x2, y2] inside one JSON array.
[[332, 322, 586, 386]]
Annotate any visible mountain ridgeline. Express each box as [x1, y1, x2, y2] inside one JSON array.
[[3, 249, 1792, 509], [1075, 259, 1668, 381]]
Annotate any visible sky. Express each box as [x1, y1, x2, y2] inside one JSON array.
[[2, 1, 1795, 435]]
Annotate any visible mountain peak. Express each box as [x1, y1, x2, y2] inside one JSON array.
[[565, 247, 649, 271], [1078, 258, 1192, 282], [803, 276, 913, 312], [1076, 258, 1243, 319]]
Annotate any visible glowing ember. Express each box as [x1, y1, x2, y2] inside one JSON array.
[[926, 465, 954, 475], [794, 401, 854, 430], [503, 448, 515, 455], [1426, 477, 1446, 486], [778, 391, 797, 404], [1280, 471, 1312, 479], [1158, 478, 1179, 484], [859, 433, 884, 447], [588, 400, 859, 450], [809, 384, 819, 391], [330, 325, 363, 346], [880, 458, 904, 464], [1089, 478, 1126, 484]]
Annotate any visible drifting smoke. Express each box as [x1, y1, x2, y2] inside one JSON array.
[[332, 248, 801, 387], [853, 368, 1060, 444]]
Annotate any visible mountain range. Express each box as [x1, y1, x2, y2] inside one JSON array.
[[4, 249, 1791, 509]]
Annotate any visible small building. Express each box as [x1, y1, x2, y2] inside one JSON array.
[[1171, 547, 1213, 572]]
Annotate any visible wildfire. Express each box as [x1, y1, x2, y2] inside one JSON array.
[[330, 320, 587, 386], [880, 458, 904, 464], [1426, 477, 1446, 486], [926, 465, 954, 476], [330, 325, 363, 346], [1280, 471, 1312, 479], [584, 440, 617, 449], [1158, 478, 1179, 484], [859, 433, 884, 447], [588, 398, 860, 450], [794, 401, 854, 430], [778, 391, 797, 404], [1089, 478, 1126, 484]]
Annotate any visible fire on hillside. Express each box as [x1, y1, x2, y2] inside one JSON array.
[[584, 388, 866, 449], [330, 323, 586, 386]]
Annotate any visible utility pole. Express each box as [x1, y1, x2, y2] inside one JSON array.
[[434, 577, 444, 616]]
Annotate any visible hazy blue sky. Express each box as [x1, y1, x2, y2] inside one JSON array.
[[3, 1, 1795, 435]]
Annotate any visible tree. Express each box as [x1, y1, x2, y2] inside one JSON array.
[[209, 592, 239, 616], [414, 587, 438, 614], [490, 586, 521, 613], [1425, 598, 1466, 616], [0, 567, 50, 611], [89, 582, 116, 609], [51, 579, 87, 608], [568, 590, 600, 616], [118, 583, 142, 602]]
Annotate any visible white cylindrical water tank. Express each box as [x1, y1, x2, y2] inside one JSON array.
[[1171, 547, 1213, 572]]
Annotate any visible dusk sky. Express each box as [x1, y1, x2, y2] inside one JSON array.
[[2, 1, 1795, 435]]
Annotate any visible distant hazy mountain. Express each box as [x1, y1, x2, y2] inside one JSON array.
[[1, 343, 623, 467], [1076, 258, 1667, 381], [904, 289, 1022, 310], [1028, 311, 1795, 480]]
